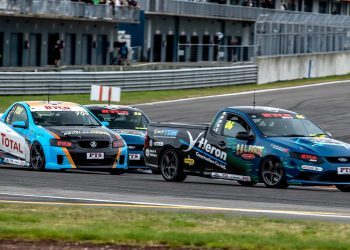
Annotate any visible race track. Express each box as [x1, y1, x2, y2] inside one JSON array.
[[1, 81, 350, 221]]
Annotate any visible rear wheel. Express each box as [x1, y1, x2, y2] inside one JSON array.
[[160, 149, 187, 182], [260, 157, 288, 188], [336, 185, 350, 192], [237, 180, 257, 187], [30, 142, 46, 171]]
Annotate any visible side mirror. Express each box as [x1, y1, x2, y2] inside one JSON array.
[[102, 121, 110, 127], [12, 121, 27, 129], [236, 131, 254, 141]]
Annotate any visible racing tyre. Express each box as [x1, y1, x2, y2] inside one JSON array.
[[260, 157, 288, 188], [237, 180, 257, 187], [109, 169, 125, 175], [336, 185, 350, 192], [160, 149, 187, 182], [30, 142, 46, 171]]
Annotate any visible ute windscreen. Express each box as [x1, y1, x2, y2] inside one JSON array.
[[91, 109, 149, 130], [32, 111, 100, 127], [251, 113, 327, 137]]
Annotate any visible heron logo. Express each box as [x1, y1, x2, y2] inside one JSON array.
[[183, 131, 227, 161]]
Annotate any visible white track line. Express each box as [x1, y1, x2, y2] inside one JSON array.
[[1, 192, 350, 219], [136, 80, 350, 106]]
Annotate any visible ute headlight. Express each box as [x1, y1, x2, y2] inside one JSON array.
[[290, 152, 324, 164]]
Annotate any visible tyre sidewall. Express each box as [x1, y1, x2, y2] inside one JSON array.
[[160, 149, 184, 182], [260, 157, 288, 188], [30, 142, 46, 171]]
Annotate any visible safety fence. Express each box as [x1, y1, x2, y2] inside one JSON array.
[[256, 13, 350, 56], [177, 44, 255, 63], [0, 0, 140, 23], [0, 64, 257, 95]]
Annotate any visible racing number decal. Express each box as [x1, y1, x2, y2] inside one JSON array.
[[224, 121, 235, 130]]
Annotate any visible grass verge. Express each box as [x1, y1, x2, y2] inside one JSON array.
[[0, 204, 349, 249], [1, 74, 350, 112]]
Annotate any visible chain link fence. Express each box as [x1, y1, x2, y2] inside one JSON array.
[[177, 44, 255, 62], [255, 13, 350, 56]]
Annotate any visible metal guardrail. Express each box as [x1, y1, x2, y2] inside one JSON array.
[[0, 65, 257, 95], [0, 0, 140, 23]]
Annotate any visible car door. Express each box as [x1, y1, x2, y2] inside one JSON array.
[[208, 112, 259, 176]]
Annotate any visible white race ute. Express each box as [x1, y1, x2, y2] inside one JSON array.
[[0, 120, 30, 166]]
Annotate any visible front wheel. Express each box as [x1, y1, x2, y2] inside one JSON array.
[[160, 149, 187, 182], [336, 185, 350, 192], [30, 142, 46, 171], [260, 157, 288, 188]]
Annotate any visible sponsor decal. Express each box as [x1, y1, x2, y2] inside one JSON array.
[[213, 112, 226, 133], [154, 129, 178, 139], [128, 145, 136, 150], [195, 151, 226, 169], [149, 139, 153, 147], [271, 144, 289, 153], [211, 172, 251, 182], [115, 129, 145, 136], [301, 165, 323, 172], [183, 131, 227, 161], [184, 156, 195, 166], [1, 133, 23, 154], [262, 113, 292, 118], [180, 131, 227, 169], [154, 141, 164, 147], [241, 153, 255, 160], [3, 157, 26, 166], [101, 110, 129, 115], [44, 106, 71, 111], [145, 149, 157, 158], [236, 144, 264, 157], [62, 130, 109, 136]]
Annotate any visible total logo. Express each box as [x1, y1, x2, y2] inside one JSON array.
[[1, 133, 23, 153], [182, 131, 227, 162]]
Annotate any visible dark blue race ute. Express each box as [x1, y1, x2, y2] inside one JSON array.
[[144, 106, 350, 192], [86, 105, 150, 170]]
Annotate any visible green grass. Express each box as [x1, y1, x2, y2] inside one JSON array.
[[0, 204, 349, 249], [1, 73, 350, 112]]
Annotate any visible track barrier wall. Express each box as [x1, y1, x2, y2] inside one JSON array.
[[0, 64, 257, 95]]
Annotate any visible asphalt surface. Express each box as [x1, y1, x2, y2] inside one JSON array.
[[2, 81, 350, 221]]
